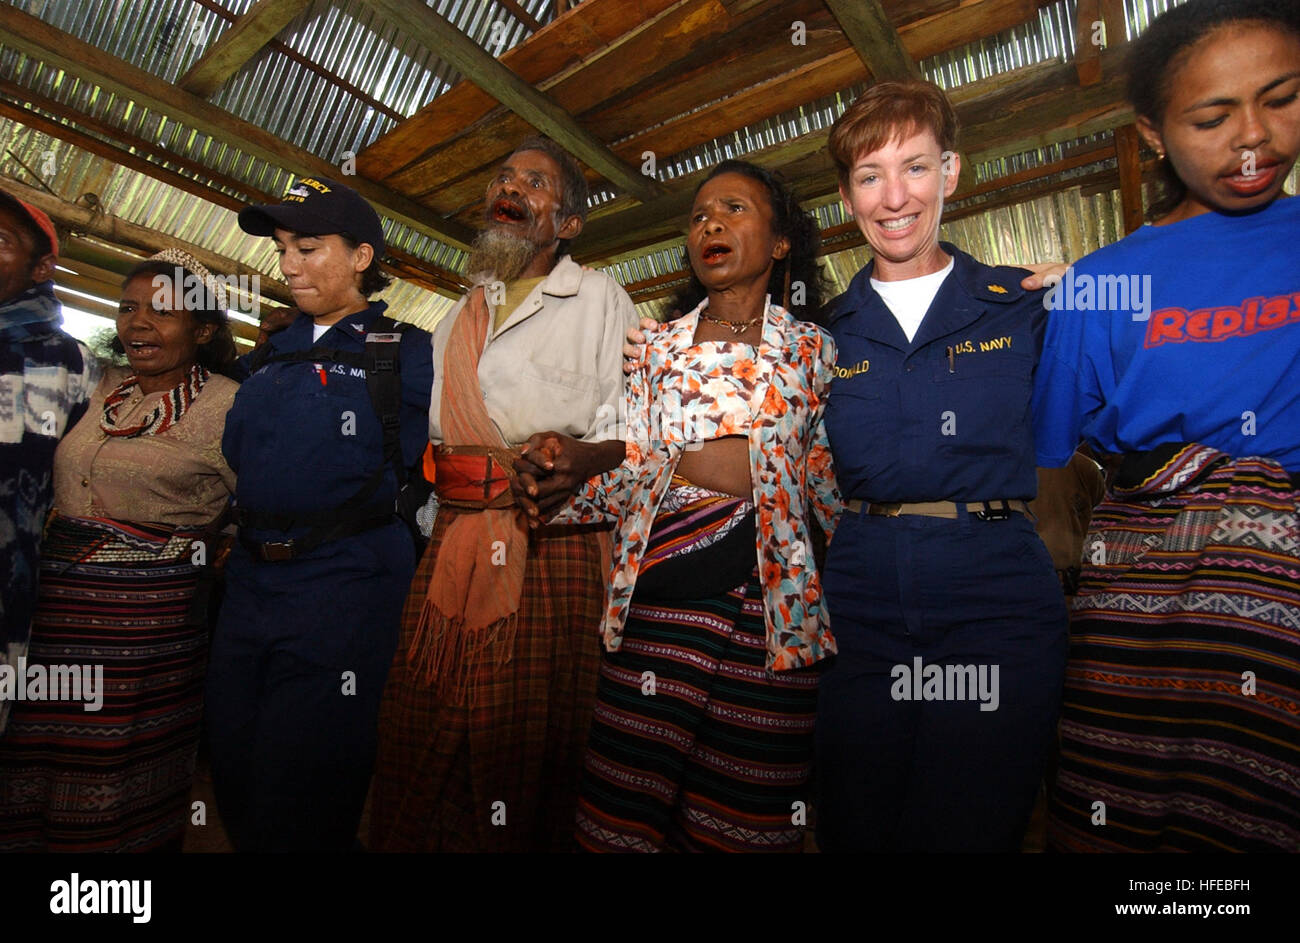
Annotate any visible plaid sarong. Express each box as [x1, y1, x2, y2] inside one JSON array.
[[1047, 443, 1300, 852], [577, 491, 819, 853], [575, 570, 821, 853], [0, 514, 207, 852], [369, 509, 607, 852]]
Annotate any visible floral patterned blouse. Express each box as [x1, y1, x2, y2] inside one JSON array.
[[558, 300, 842, 671]]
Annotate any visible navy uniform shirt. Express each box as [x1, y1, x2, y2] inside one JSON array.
[[824, 244, 1047, 503], [222, 301, 433, 527]]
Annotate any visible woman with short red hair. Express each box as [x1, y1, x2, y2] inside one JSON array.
[[814, 79, 1068, 852]]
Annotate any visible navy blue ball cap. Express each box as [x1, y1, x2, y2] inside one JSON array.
[[238, 176, 386, 255]]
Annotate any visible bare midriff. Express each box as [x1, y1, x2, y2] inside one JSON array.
[[675, 434, 751, 498]]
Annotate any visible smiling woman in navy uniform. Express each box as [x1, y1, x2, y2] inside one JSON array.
[[205, 178, 433, 852], [814, 81, 1068, 852]]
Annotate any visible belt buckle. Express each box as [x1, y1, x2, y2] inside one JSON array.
[[871, 502, 903, 517], [974, 502, 1011, 522], [260, 540, 296, 562]]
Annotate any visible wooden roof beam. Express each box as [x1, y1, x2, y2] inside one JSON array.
[[0, 100, 466, 301], [179, 0, 314, 98], [1075, 0, 1103, 86], [361, 0, 667, 204], [1076, 0, 1129, 86], [1113, 123, 1145, 233], [0, 95, 271, 210], [0, 105, 466, 302], [624, 150, 1157, 305], [575, 47, 1131, 261], [496, 0, 544, 32], [2, 176, 296, 309], [424, 0, 1045, 222], [0, 2, 474, 248], [823, 0, 922, 81]]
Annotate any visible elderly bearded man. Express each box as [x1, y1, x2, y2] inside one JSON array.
[[369, 137, 636, 852]]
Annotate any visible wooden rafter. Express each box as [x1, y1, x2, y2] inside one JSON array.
[[1075, 0, 1103, 86], [180, 0, 314, 98], [495, 0, 544, 32], [823, 0, 922, 80], [190, 0, 404, 122], [0, 99, 467, 299], [0, 2, 474, 249], [0, 98, 255, 222], [1113, 123, 1145, 233], [2, 176, 295, 309], [1102, 0, 1128, 46], [361, 0, 667, 204], [359, 0, 681, 179], [0, 80, 275, 205], [1076, 0, 1130, 86], [392, 0, 1045, 222], [574, 47, 1131, 261], [623, 152, 1160, 304], [381, 0, 735, 205]]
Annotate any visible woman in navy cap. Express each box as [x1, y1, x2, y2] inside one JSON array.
[[206, 177, 433, 852]]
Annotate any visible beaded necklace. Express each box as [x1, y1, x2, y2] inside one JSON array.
[[697, 310, 763, 335], [101, 363, 210, 438]]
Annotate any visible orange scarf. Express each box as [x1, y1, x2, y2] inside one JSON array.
[[408, 286, 529, 693]]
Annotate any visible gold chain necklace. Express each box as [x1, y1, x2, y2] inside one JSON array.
[[698, 311, 762, 335]]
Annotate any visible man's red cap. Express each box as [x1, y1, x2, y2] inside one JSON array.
[[0, 189, 59, 258]]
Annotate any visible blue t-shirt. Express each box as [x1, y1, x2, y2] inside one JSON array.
[[1033, 196, 1300, 470]]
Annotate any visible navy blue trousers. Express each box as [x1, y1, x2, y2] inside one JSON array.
[[205, 522, 412, 852], [815, 509, 1068, 852]]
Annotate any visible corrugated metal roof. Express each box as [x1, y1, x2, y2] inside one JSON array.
[[0, 0, 557, 279], [1, 0, 1218, 330], [0, 112, 457, 331], [600, 0, 1195, 292]]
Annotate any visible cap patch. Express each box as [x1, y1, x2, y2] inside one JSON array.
[[283, 178, 332, 203]]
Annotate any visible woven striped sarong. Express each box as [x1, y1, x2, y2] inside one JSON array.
[[368, 509, 606, 852], [577, 485, 819, 853], [1047, 444, 1300, 852], [0, 514, 207, 852]]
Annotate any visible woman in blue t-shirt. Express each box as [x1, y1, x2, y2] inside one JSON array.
[[1033, 0, 1300, 852]]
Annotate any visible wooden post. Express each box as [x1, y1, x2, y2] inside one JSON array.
[[1075, 0, 1101, 85], [1114, 123, 1145, 233]]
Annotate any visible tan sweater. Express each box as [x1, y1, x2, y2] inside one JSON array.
[[53, 365, 237, 527]]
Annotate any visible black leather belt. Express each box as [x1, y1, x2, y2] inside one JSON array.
[[236, 507, 394, 562], [845, 499, 1029, 520]]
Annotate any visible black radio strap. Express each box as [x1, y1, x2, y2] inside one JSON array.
[[239, 316, 410, 555], [364, 317, 407, 488]]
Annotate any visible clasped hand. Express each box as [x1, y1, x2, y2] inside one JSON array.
[[511, 431, 589, 527]]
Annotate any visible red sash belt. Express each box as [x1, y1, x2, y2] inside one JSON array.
[[432, 444, 518, 509]]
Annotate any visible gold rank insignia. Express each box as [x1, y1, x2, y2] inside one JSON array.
[[987, 284, 1008, 294]]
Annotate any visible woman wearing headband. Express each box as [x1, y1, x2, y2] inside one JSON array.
[[0, 249, 238, 852]]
